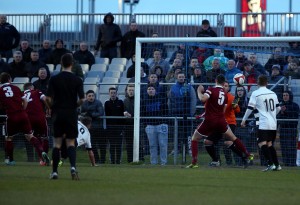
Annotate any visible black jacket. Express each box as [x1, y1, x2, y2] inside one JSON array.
[[25, 61, 50, 79], [73, 50, 95, 68], [277, 91, 300, 128], [19, 47, 34, 63], [32, 78, 49, 94], [8, 61, 27, 79], [104, 97, 124, 125], [123, 95, 134, 124], [196, 27, 217, 38], [47, 48, 70, 66], [38, 48, 52, 64], [121, 29, 145, 59], [0, 22, 20, 51], [0, 59, 10, 73], [95, 13, 122, 50]]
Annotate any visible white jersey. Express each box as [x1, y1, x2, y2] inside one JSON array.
[[248, 87, 279, 130], [76, 121, 92, 149]]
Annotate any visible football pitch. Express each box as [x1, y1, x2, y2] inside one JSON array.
[[1, 162, 300, 205]]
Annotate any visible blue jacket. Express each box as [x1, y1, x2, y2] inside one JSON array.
[[169, 82, 197, 116], [225, 67, 242, 83], [141, 94, 168, 125]]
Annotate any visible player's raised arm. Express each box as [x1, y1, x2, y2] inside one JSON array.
[[197, 84, 209, 103]]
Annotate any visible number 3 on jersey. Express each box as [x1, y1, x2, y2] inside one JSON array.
[[3, 86, 14, 97]]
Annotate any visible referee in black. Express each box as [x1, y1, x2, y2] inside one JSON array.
[[46, 53, 85, 180]]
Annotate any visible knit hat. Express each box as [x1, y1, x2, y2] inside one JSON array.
[[202, 19, 210, 25], [272, 64, 280, 70]]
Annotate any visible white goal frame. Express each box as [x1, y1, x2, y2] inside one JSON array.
[[133, 36, 300, 162]]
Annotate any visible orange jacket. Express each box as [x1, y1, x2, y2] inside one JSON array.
[[225, 92, 240, 125]]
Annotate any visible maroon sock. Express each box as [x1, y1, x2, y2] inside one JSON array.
[[191, 140, 198, 164], [5, 141, 14, 161], [234, 138, 249, 157], [30, 136, 43, 158]]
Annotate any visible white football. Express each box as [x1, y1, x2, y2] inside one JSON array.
[[233, 73, 245, 85]]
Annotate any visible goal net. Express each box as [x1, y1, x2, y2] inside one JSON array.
[[132, 36, 300, 166]]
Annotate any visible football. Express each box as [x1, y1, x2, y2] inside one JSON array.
[[233, 73, 245, 85]]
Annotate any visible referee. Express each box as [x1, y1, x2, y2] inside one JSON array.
[[46, 53, 85, 180]]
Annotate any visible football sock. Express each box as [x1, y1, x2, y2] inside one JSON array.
[[268, 146, 279, 166], [42, 139, 49, 154], [29, 136, 43, 158], [261, 145, 273, 165], [205, 144, 218, 161], [67, 146, 76, 168], [5, 140, 14, 161], [191, 140, 198, 164], [233, 138, 249, 157], [52, 148, 60, 173], [228, 143, 243, 158]]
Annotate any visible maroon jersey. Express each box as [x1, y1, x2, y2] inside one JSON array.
[[203, 85, 228, 120], [196, 85, 229, 137], [0, 83, 25, 115], [23, 89, 48, 137], [0, 83, 32, 136], [23, 89, 45, 117]]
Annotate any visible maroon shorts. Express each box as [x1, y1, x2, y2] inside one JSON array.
[[6, 112, 32, 136], [29, 115, 48, 137], [196, 117, 228, 137]]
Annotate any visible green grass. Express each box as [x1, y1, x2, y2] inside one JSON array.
[[1, 162, 300, 205]]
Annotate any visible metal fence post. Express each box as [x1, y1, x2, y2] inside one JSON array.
[[173, 117, 178, 165], [217, 13, 225, 37]]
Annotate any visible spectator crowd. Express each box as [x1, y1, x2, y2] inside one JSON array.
[[1, 13, 300, 167]]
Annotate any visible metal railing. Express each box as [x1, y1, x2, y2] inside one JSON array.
[[5, 12, 300, 51]]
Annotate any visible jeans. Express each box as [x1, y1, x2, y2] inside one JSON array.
[[145, 124, 168, 165]]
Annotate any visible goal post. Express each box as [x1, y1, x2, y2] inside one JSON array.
[[133, 36, 300, 163]]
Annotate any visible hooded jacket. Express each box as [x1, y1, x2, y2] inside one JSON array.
[[95, 13, 122, 50], [277, 91, 300, 128]]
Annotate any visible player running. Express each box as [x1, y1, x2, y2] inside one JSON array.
[[0, 72, 50, 166], [23, 82, 49, 166]]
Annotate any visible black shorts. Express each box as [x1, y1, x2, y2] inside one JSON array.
[[52, 110, 78, 139], [257, 129, 277, 143]]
